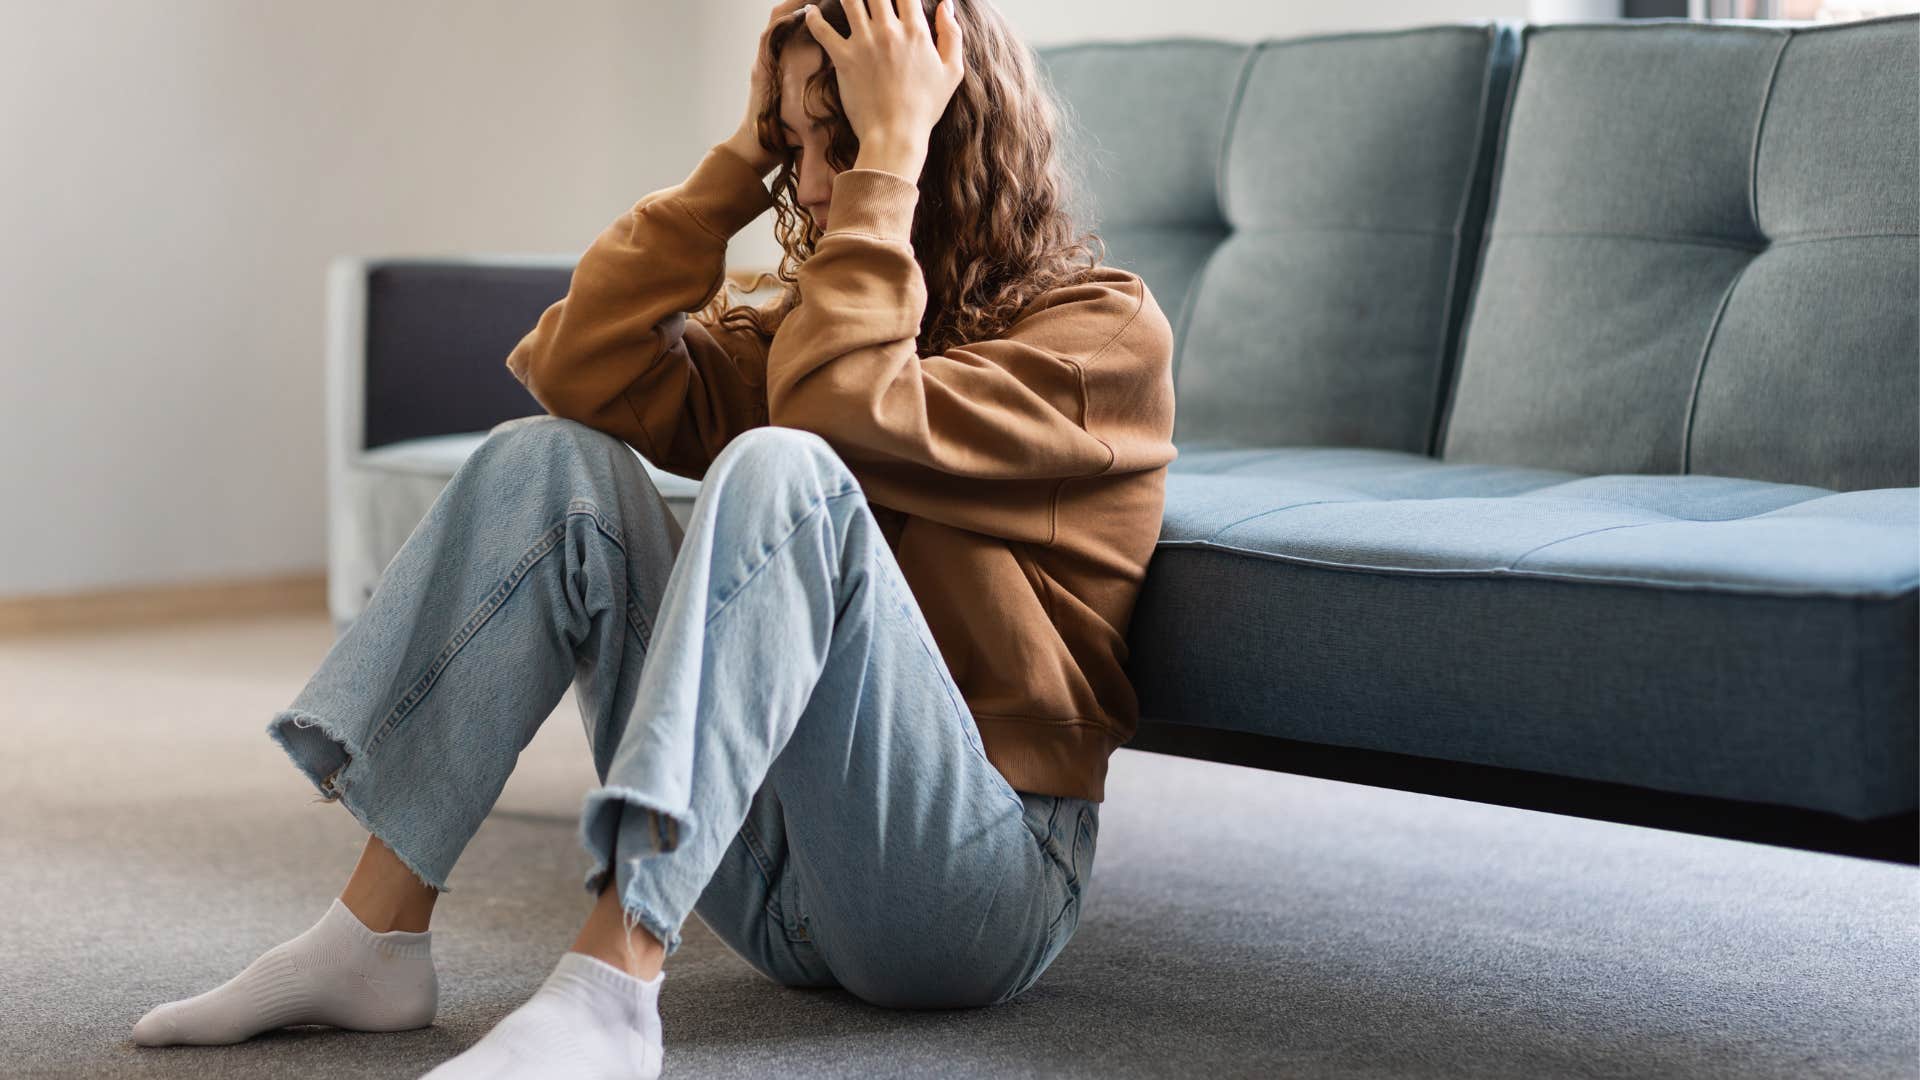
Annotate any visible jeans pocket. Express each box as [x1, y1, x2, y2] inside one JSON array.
[[1000, 882, 1080, 1004], [1017, 792, 1069, 872], [1024, 795, 1098, 895], [1071, 801, 1099, 892], [777, 848, 812, 944], [994, 793, 1085, 1005]]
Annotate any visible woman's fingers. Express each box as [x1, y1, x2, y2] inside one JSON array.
[[842, 0, 871, 34], [899, 0, 930, 36], [933, 0, 961, 69], [803, 5, 848, 56]]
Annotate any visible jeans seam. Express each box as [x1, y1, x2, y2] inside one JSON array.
[[1001, 891, 1077, 1005], [1070, 806, 1094, 893], [567, 497, 659, 648], [1038, 890, 1079, 961], [626, 595, 654, 651], [367, 500, 625, 753], [779, 862, 811, 942], [1041, 807, 1086, 950], [735, 804, 814, 941], [703, 484, 862, 628], [1045, 892, 1077, 936], [735, 812, 785, 926]]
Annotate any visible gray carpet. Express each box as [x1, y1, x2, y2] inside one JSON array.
[[2, 613, 1915, 1079]]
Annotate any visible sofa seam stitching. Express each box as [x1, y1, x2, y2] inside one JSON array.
[[1203, 498, 1351, 543], [1428, 20, 1509, 458], [1153, 537, 1920, 599], [1680, 261, 1754, 477], [1436, 22, 1532, 459], [1768, 229, 1920, 245], [1748, 33, 1792, 235], [1490, 229, 1763, 252], [1505, 520, 1663, 569]]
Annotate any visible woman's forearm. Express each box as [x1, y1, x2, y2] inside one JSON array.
[[721, 126, 781, 177], [504, 145, 777, 475]]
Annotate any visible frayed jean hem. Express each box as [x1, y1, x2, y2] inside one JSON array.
[[264, 706, 451, 895], [579, 784, 699, 958]]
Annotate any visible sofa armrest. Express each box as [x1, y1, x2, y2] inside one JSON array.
[[322, 254, 572, 632], [326, 255, 577, 462], [321, 255, 782, 632]]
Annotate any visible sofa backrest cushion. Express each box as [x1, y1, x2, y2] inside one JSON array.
[[1037, 25, 1519, 452], [363, 262, 563, 450], [1438, 16, 1920, 492], [1033, 40, 1248, 389]]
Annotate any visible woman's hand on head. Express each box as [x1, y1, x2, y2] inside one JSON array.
[[804, 0, 965, 182], [726, 0, 814, 174]]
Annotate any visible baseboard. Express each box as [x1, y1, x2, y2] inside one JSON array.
[[0, 571, 327, 637]]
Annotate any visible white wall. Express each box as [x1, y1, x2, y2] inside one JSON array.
[[0, 0, 714, 600], [1, 0, 1524, 601]]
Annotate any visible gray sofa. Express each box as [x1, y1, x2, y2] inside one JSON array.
[[325, 17, 1919, 860]]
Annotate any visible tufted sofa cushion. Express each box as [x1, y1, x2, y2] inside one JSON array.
[[1036, 40, 1246, 359], [1439, 18, 1920, 491], [1038, 24, 1520, 454], [1125, 448, 1920, 819]]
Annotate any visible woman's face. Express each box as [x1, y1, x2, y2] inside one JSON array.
[[777, 40, 837, 232]]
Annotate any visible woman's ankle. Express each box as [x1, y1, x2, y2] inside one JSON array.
[[339, 835, 440, 932], [571, 881, 666, 980], [338, 890, 433, 934]]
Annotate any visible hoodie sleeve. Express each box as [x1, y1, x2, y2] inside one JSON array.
[[505, 142, 777, 480], [766, 167, 1172, 546]]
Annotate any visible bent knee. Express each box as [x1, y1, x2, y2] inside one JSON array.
[[474, 415, 651, 483], [484, 414, 626, 457], [711, 426, 850, 486]]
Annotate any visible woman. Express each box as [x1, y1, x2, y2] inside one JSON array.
[[132, 1, 1175, 1076]]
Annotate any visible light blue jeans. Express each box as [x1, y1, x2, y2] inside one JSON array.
[[267, 415, 1097, 1008]]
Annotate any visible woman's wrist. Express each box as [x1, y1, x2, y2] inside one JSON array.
[[851, 130, 929, 184], [721, 128, 779, 175]]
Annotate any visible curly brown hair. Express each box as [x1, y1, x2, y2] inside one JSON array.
[[697, 0, 1108, 358]]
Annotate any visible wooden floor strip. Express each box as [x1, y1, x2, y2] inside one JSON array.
[[0, 572, 327, 637]]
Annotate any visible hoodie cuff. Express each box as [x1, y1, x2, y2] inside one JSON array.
[[675, 143, 777, 240], [824, 168, 920, 243]]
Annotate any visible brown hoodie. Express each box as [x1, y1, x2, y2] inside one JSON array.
[[506, 141, 1176, 802]]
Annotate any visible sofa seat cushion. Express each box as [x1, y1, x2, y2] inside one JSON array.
[[360, 431, 701, 502], [1125, 445, 1919, 818]]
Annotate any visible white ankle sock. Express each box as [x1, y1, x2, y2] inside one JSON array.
[[131, 897, 437, 1046], [421, 951, 664, 1080]]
